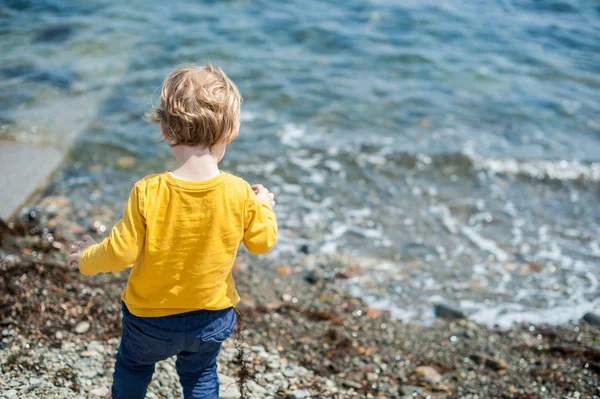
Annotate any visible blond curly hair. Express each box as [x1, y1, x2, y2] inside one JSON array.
[[150, 64, 242, 147]]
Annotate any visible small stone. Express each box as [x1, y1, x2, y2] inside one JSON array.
[[251, 345, 267, 354], [74, 321, 91, 334], [287, 389, 311, 399], [470, 353, 509, 371], [270, 376, 289, 392], [8, 380, 21, 387], [66, 221, 86, 234], [299, 244, 310, 254], [0, 318, 15, 326], [343, 379, 362, 389], [583, 312, 600, 327], [515, 333, 538, 348], [283, 365, 297, 378], [304, 271, 320, 285], [411, 366, 443, 384], [29, 377, 42, 387], [277, 265, 292, 275], [40, 195, 70, 209], [4, 390, 18, 399], [434, 303, 466, 320], [267, 357, 282, 369], [75, 358, 92, 369], [219, 374, 240, 399], [87, 341, 105, 353], [55, 331, 64, 340], [158, 361, 176, 374], [366, 372, 378, 382], [2, 328, 14, 336], [366, 308, 382, 317], [296, 366, 310, 378], [90, 386, 109, 396], [247, 380, 267, 394], [27, 209, 39, 222], [81, 370, 98, 378], [62, 342, 76, 351], [81, 350, 100, 357]]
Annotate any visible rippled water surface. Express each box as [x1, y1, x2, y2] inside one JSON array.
[[1, 0, 599, 326]]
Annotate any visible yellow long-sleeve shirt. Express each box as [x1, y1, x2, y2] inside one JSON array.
[[79, 171, 278, 317]]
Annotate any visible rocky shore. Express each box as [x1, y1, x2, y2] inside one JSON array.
[[1, 199, 599, 399]]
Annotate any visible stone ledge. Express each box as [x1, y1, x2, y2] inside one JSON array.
[[0, 140, 63, 220]]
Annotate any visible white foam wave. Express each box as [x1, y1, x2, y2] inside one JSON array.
[[473, 157, 600, 182], [279, 123, 305, 148], [241, 111, 256, 122], [430, 204, 510, 262], [468, 299, 600, 328]]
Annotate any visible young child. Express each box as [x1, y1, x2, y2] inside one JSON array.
[[68, 64, 277, 399]]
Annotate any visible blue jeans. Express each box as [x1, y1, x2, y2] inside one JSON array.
[[112, 302, 237, 399]]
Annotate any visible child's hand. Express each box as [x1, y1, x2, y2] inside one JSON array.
[[252, 184, 275, 208], [68, 235, 97, 266]]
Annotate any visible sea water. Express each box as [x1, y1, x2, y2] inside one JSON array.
[[1, 0, 599, 326]]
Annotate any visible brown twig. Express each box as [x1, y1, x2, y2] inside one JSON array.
[[233, 308, 255, 399]]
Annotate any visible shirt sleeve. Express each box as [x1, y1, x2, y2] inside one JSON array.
[[243, 185, 278, 255], [79, 184, 146, 275]]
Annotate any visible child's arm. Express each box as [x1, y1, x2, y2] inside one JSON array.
[[243, 184, 277, 254], [69, 184, 146, 275]]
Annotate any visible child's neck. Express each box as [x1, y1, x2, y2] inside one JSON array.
[[170, 145, 221, 182]]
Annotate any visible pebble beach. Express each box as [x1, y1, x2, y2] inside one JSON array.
[[1, 199, 598, 399]]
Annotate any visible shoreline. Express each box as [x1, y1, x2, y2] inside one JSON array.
[[1, 204, 599, 398]]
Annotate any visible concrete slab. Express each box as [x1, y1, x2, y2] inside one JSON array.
[[0, 44, 132, 220], [0, 141, 63, 219]]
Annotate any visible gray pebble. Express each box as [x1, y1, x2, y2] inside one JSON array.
[[583, 312, 600, 327], [2, 328, 14, 337], [80, 370, 98, 379], [247, 380, 267, 394], [75, 358, 91, 369], [219, 374, 240, 399], [343, 379, 362, 389], [62, 342, 76, 351], [4, 390, 18, 399], [287, 389, 311, 399], [74, 321, 91, 334], [267, 356, 281, 369], [87, 341, 104, 353], [434, 303, 467, 320], [0, 318, 16, 326], [283, 365, 297, 378], [270, 377, 289, 393], [90, 386, 109, 396], [29, 377, 42, 387]]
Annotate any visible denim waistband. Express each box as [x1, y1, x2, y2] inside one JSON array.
[[121, 301, 233, 320]]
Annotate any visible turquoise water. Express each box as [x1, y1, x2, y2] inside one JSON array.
[[1, 0, 599, 326]]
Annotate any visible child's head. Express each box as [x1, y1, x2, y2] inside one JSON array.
[[150, 64, 241, 148]]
